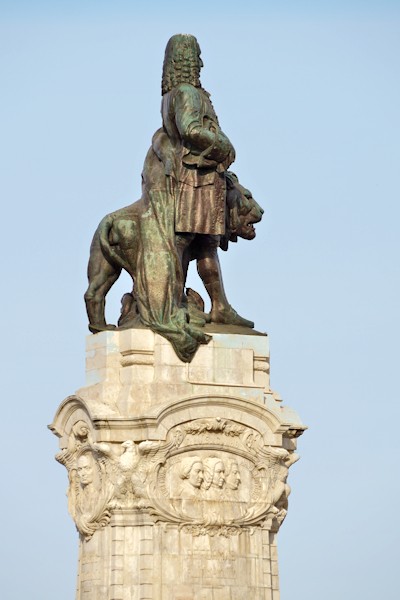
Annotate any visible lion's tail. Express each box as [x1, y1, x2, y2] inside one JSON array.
[[98, 216, 131, 274]]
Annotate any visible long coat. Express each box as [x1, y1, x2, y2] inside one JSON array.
[[160, 83, 235, 235]]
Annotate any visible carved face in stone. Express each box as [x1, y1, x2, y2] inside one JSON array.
[[77, 454, 94, 487], [75, 423, 89, 440], [180, 456, 204, 489], [188, 461, 204, 488], [212, 461, 225, 488], [225, 461, 241, 490]]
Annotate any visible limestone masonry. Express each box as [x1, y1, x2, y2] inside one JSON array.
[[50, 329, 306, 599]]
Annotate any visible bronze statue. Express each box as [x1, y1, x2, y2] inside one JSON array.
[[85, 34, 263, 362]]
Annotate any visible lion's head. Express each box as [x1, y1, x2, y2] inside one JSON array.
[[221, 172, 264, 250]]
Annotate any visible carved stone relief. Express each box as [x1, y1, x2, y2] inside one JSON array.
[[56, 416, 299, 540], [59, 446, 114, 540], [152, 417, 299, 533], [56, 423, 113, 539], [162, 451, 252, 525]]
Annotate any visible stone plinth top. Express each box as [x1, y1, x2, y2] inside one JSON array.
[[46, 330, 307, 451], [77, 329, 271, 417]]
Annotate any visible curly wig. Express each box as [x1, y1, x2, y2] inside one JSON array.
[[162, 34, 202, 95]]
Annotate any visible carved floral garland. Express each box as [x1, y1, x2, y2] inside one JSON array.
[[56, 417, 298, 539]]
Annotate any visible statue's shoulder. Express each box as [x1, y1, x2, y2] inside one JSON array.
[[174, 83, 202, 99], [175, 82, 197, 92]]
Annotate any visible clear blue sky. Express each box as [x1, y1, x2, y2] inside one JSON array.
[[1, 2, 399, 599]]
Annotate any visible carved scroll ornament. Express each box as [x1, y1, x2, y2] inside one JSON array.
[[56, 417, 298, 539]]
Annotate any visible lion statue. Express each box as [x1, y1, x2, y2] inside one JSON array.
[[84, 172, 263, 341]]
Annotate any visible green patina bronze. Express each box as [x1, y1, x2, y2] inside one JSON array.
[[85, 34, 263, 362]]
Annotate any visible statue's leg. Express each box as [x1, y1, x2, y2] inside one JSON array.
[[175, 233, 195, 306], [84, 248, 122, 332], [174, 233, 211, 326], [196, 236, 254, 328]]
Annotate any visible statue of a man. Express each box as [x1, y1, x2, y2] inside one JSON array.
[[160, 34, 234, 235], [142, 33, 253, 328], [84, 34, 263, 362]]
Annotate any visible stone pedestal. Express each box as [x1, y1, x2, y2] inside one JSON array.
[[49, 329, 306, 600]]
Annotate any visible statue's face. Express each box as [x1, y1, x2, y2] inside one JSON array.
[[192, 43, 203, 79], [226, 463, 241, 490], [212, 461, 225, 488], [77, 455, 94, 486], [197, 49, 204, 70], [188, 461, 204, 488]]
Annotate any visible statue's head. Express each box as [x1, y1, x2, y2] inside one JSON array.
[[162, 34, 203, 95]]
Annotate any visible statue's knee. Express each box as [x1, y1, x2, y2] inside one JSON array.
[[196, 235, 219, 260], [176, 233, 195, 250], [85, 287, 101, 304]]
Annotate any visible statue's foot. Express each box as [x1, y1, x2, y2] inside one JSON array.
[[188, 305, 211, 327], [185, 288, 211, 325], [210, 306, 254, 329], [188, 313, 206, 327], [88, 324, 117, 334]]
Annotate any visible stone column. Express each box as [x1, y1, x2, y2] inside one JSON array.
[[49, 330, 306, 600]]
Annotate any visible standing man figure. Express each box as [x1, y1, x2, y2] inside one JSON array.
[[143, 33, 253, 327]]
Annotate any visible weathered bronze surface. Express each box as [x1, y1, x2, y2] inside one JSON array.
[[85, 34, 263, 362]]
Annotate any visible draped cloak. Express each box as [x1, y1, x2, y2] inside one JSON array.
[[132, 83, 235, 362]]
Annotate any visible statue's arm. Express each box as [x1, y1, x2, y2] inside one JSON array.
[[174, 84, 235, 165]]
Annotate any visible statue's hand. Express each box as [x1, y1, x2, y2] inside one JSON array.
[[221, 148, 236, 170]]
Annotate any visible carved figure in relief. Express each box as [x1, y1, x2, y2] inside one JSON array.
[[69, 451, 114, 540], [202, 457, 225, 500], [97, 440, 142, 505], [56, 420, 93, 472], [69, 421, 92, 450], [92, 439, 161, 507], [175, 456, 205, 520], [223, 459, 246, 521], [152, 420, 303, 530], [224, 459, 241, 492], [55, 415, 301, 536], [178, 456, 204, 498], [263, 450, 299, 524], [77, 453, 95, 487]]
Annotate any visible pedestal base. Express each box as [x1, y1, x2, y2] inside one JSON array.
[[49, 330, 306, 600], [79, 519, 280, 600]]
